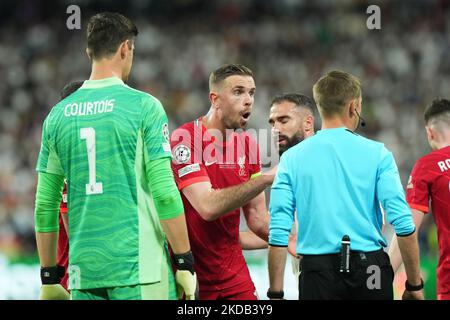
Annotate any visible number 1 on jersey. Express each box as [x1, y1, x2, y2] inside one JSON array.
[[80, 127, 103, 195]]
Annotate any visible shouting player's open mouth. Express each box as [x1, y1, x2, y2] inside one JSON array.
[[241, 111, 251, 122]]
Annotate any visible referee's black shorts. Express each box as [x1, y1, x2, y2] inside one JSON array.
[[298, 249, 394, 300]]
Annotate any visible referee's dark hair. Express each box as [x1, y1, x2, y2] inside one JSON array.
[[60, 81, 84, 100], [86, 12, 138, 60], [424, 98, 450, 127], [270, 93, 316, 115]]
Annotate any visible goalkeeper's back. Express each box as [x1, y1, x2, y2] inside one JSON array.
[[37, 77, 172, 289]]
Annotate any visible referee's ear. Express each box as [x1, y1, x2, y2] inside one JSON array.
[[348, 99, 357, 119]]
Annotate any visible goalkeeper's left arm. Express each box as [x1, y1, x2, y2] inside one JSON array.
[[35, 172, 70, 300]]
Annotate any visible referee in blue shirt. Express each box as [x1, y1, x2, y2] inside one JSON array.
[[267, 71, 424, 300]]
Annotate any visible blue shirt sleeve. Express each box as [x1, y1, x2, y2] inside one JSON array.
[[376, 146, 415, 236], [269, 155, 296, 246]]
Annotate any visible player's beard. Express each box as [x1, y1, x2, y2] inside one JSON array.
[[278, 131, 305, 156]]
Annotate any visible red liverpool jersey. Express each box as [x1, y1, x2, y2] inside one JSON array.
[[406, 145, 450, 295], [57, 184, 69, 291], [170, 118, 261, 293]]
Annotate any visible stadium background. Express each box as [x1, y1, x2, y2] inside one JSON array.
[[0, 0, 444, 299]]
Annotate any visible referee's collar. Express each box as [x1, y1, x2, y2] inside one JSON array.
[[317, 127, 359, 136], [81, 77, 125, 89], [317, 127, 347, 133]]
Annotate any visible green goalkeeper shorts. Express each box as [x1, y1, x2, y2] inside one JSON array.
[[70, 247, 177, 300]]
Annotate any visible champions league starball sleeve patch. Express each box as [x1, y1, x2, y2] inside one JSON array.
[[173, 144, 191, 164], [162, 123, 170, 142]]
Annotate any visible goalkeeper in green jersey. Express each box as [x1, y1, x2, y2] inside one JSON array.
[[35, 12, 197, 300]]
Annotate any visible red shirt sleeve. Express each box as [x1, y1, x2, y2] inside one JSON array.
[[59, 183, 68, 214], [246, 133, 261, 177], [170, 125, 210, 190], [406, 159, 430, 213]]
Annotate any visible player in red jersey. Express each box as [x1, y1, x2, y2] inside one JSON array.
[[56, 81, 84, 292], [57, 184, 69, 290], [170, 64, 276, 300], [390, 99, 450, 300]]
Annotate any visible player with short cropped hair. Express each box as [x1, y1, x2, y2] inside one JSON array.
[[267, 93, 317, 282], [238, 93, 317, 256], [170, 64, 277, 300], [35, 12, 197, 300], [390, 98, 450, 300], [269, 93, 316, 157]]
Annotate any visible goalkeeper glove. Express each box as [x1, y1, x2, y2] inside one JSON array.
[[173, 251, 198, 300], [39, 266, 70, 300]]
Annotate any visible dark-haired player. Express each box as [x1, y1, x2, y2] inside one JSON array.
[[35, 12, 196, 300], [390, 99, 450, 300]]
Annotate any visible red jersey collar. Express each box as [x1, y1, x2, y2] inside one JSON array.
[[197, 117, 240, 148]]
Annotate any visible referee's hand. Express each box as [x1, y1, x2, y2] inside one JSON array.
[[402, 289, 424, 300], [287, 234, 297, 257]]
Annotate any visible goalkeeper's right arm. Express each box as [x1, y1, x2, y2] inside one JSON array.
[[146, 157, 198, 299], [35, 172, 70, 300]]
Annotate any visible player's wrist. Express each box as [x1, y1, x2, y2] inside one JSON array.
[[405, 278, 424, 291], [267, 289, 284, 299], [173, 251, 195, 275], [40, 265, 65, 285]]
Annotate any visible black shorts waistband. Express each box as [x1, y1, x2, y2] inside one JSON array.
[[300, 248, 384, 259], [299, 249, 390, 272]]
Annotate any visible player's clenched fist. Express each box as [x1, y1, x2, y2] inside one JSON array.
[[40, 284, 70, 300], [173, 251, 198, 300]]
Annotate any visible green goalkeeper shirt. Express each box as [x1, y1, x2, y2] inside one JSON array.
[[36, 77, 178, 290]]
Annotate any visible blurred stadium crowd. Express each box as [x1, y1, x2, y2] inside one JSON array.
[[0, 0, 445, 263]]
